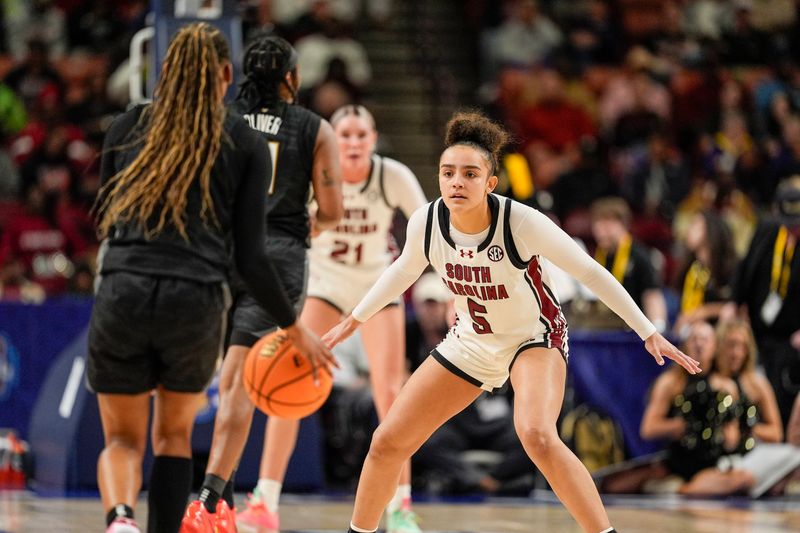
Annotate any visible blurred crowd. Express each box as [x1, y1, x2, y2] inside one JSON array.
[[0, 0, 380, 302]]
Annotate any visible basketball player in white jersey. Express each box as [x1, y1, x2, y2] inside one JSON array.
[[324, 111, 702, 533], [237, 105, 427, 533]]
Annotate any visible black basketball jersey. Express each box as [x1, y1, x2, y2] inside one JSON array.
[[99, 105, 270, 284], [231, 100, 322, 244]]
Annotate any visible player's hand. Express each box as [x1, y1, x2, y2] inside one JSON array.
[[284, 321, 339, 384], [644, 332, 702, 374], [322, 315, 362, 349]]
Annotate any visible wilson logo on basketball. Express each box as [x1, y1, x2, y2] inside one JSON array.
[[487, 245, 504, 262], [459, 249, 474, 258], [259, 333, 287, 358]]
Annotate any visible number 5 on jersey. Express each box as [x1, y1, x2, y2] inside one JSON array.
[[468, 298, 493, 334], [267, 140, 280, 195]]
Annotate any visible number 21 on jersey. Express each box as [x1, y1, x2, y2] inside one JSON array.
[[267, 141, 280, 195], [331, 240, 363, 265]]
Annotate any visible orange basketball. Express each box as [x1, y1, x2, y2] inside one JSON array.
[[242, 330, 333, 420]]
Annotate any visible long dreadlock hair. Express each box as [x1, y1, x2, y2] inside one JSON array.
[[95, 23, 230, 240], [236, 34, 298, 113]]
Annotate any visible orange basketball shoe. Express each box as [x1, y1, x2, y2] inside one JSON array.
[[179, 500, 236, 533]]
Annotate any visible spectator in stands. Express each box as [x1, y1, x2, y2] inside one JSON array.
[[3, 39, 64, 111], [0, 184, 89, 296], [713, 77, 754, 140], [305, 57, 362, 120], [672, 212, 736, 337], [64, 67, 122, 142], [673, 172, 757, 259], [26, 0, 68, 58], [757, 91, 793, 146], [480, 0, 562, 82], [719, 2, 774, 66], [68, 0, 128, 56], [725, 176, 800, 429], [702, 112, 761, 204], [621, 130, 690, 221], [547, 138, 613, 223], [598, 47, 670, 138], [611, 73, 670, 150], [284, 0, 337, 41], [295, 12, 371, 90], [0, 257, 45, 303], [765, 115, 800, 203], [517, 66, 596, 189], [681, 0, 731, 41], [0, 83, 26, 199], [590, 197, 667, 332], [563, 0, 620, 68], [20, 125, 84, 204]]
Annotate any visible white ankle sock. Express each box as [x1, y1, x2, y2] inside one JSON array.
[[350, 522, 378, 533], [599, 528, 615, 533], [386, 484, 411, 513], [256, 478, 282, 514]]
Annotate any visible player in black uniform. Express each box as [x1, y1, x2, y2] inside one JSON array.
[[180, 35, 343, 533], [87, 24, 334, 533]]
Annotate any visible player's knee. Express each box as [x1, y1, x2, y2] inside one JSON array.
[[368, 425, 409, 464], [216, 386, 254, 425], [151, 425, 192, 456], [516, 423, 558, 459], [105, 432, 146, 457]]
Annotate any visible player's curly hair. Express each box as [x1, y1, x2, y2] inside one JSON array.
[[444, 111, 510, 175], [236, 34, 298, 112], [96, 23, 230, 240]]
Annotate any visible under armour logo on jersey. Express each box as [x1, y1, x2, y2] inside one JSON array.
[[459, 249, 474, 258], [487, 245, 505, 262]]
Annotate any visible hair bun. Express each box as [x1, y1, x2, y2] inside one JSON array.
[[445, 111, 509, 153], [444, 111, 510, 172]]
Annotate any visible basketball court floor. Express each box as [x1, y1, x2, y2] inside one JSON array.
[[2, 491, 799, 533]]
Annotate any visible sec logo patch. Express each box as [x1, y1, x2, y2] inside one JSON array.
[[487, 245, 504, 262]]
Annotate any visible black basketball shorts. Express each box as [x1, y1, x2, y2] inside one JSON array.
[[87, 271, 231, 394], [229, 235, 308, 348]]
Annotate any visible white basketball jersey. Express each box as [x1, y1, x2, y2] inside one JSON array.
[[309, 155, 396, 275], [425, 194, 568, 355]]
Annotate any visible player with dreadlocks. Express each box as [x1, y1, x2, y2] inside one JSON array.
[[89, 24, 334, 533], [180, 34, 343, 533]]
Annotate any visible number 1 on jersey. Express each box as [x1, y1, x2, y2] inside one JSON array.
[[467, 298, 493, 334], [267, 140, 280, 195]]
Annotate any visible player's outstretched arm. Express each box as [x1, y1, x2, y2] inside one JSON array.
[[644, 332, 701, 374], [513, 205, 702, 373]]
